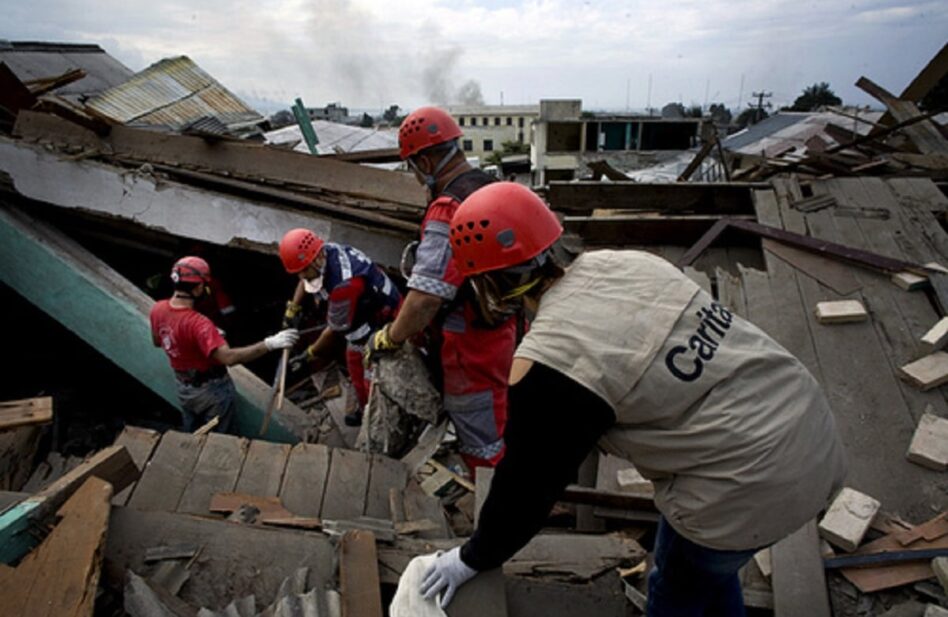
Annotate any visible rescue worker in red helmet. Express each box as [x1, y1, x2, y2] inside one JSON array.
[[366, 106, 517, 473], [150, 256, 299, 433], [280, 229, 401, 426], [416, 183, 847, 616]]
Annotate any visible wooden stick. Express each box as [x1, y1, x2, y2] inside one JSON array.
[[192, 416, 219, 436], [259, 350, 288, 436], [275, 348, 289, 413]]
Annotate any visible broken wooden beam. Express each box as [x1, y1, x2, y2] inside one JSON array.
[[0, 477, 112, 616], [0, 396, 53, 431], [856, 76, 948, 156]]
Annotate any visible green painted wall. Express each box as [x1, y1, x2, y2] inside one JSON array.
[[0, 206, 296, 443]]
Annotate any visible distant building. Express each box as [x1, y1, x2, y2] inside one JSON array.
[[445, 104, 540, 162], [531, 99, 704, 185], [307, 103, 349, 123]]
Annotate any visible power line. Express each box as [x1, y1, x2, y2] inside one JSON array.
[[751, 91, 772, 122]]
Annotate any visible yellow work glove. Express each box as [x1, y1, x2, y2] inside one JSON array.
[[282, 300, 302, 329], [364, 323, 402, 366]]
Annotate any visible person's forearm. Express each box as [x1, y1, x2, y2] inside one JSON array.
[[291, 280, 306, 306], [212, 341, 269, 366], [388, 290, 442, 343], [307, 327, 339, 361]]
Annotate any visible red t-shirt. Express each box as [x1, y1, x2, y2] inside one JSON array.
[[150, 299, 227, 372]]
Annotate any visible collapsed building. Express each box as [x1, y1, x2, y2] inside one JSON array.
[[0, 39, 946, 617]]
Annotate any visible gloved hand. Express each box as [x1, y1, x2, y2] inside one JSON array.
[[364, 323, 402, 366], [419, 547, 477, 608], [288, 344, 316, 373], [282, 300, 303, 329], [264, 328, 299, 351]]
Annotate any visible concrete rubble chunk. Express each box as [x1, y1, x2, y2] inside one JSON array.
[[906, 409, 948, 471], [818, 487, 881, 552], [815, 300, 868, 324], [922, 318, 948, 352]]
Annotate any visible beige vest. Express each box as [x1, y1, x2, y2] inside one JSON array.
[[516, 250, 847, 550]]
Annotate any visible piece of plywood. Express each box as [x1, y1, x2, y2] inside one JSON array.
[[339, 531, 383, 617], [0, 477, 112, 617], [364, 454, 408, 520], [128, 431, 206, 512], [815, 300, 868, 324], [771, 519, 831, 617], [0, 396, 52, 430], [900, 352, 948, 390], [506, 533, 645, 582], [177, 432, 248, 516], [279, 443, 331, 518], [111, 425, 161, 506], [234, 439, 291, 499], [819, 487, 881, 552], [907, 411, 948, 470], [321, 448, 370, 521], [403, 479, 451, 539], [921, 318, 948, 352]]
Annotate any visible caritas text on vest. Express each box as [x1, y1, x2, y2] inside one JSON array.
[[664, 302, 734, 382]]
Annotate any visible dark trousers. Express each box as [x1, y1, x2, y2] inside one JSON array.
[[647, 517, 757, 617], [175, 375, 236, 434]]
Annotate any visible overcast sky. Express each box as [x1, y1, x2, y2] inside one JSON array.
[[3, 0, 946, 115]]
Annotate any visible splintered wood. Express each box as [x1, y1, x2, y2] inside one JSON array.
[[814, 300, 868, 324], [0, 396, 53, 430], [0, 477, 112, 617]]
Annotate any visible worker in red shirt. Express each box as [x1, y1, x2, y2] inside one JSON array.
[[150, 256, 299, 433], [365, 107, 518, 474], [280, 229, 401, 426]]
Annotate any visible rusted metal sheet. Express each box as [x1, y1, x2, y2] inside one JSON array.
[[85, 56, 263, 138]]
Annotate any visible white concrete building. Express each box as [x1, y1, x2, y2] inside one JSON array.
[[445, 104, 540, 162]]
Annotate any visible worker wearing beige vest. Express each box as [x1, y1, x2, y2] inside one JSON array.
[[416, 182, 847, 616]]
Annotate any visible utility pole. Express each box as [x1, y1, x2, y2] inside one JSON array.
[[751, 91, 772, 123]]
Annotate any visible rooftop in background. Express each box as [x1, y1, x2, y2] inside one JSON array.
[[85, 56, 265, 139], [444, 104, 540, 115], [723, 109, 883, 159], [0, 40, 134, 103], [265, 121, 398, 156]]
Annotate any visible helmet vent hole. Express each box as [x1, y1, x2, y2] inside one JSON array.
[[480, 220, 490, 228], [467, 260, 475, 269], [466, 222, 475, 230], [454, 239, 461, 246], [474, 233, 483, 242], [464, 236, 471, 243]]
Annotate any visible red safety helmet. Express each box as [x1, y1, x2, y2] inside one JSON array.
[[398, 106, 462, 160], [171, 256, 211, 284], [279, 228, 325, 274], [450, 183, 563, 277]]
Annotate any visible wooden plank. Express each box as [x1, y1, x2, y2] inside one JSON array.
[[771, 519, 831, 617], [856, 77, 948, 155], [321, 448, 370, 521], [841, 512, 948, 593], [339, 531, 383, 617], [0, 477, 112, 617], [871, 42, 948, 133], [0, 396, 52, 430], [762, 239, 861, 296], [0, 425, 42, 492], [111, 425, 161, 506], [546, 181, 760, 214], [715, 267, 748, 318], [279, 442, 331, 518], [234, 439, 291, 498], [177, 432, 248, 516], [104, 504, 335, 612], [13, 110, 426, 208], [364, 454, 408, 520], [127, 431, 205, 512], [565, 213, 756, 247], [403, 479, 451, 539]]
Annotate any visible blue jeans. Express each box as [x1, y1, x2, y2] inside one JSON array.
[[647, 517, 757, 617], [175, 375, 236, 434]]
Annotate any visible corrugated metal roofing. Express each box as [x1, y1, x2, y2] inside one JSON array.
[[723, 110, 883, 159], [85, 56, 263, 138], [0, 40, 133, 102], [265, 121, 398, 155]]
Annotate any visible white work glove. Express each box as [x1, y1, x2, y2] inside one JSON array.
[[419, 547, 477, 609], [264, 328, 299, 351]]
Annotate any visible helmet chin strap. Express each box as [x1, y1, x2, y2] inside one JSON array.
[[413, 142, 459, 194]]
